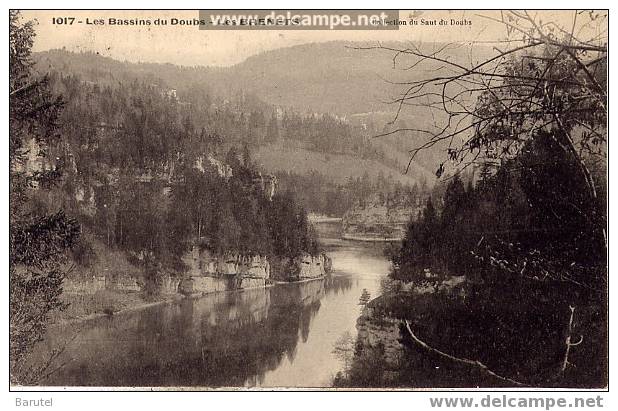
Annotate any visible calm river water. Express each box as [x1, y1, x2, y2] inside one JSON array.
[[36, 222, 392, 388]]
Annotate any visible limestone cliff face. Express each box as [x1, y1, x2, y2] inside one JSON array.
[[63, 275, 107, 294], [179, 276, 229, 295], [182, 246, 271, 279], [270, 252, 332, 281], [297, 253, 332, 279], [355, 304, 404, 366], [180, 246, 331, 294], [342, 204, 418, 241], [159, 274, 181, 294], [63, 273, 177, 294], [63, 247, 331, 297], [179, 247, 273, 295]]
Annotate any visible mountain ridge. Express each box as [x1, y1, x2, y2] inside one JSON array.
[[33, 41, 488, 182]]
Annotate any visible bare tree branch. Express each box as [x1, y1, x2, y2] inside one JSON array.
[[559, 305, 584, 374], [404, 320, 527, 386]]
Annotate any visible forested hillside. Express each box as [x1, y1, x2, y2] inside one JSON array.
[[24, 66, 323, 288], [11, 14, 324, 382], [34, 46, 437, 195], [334, 12, 607, 387]]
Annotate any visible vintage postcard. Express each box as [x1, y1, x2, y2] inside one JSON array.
[[8, 7, 608, 396]]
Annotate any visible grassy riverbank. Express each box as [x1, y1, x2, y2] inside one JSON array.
[[51, 290, 183, 324], [53, 274, 329, 325]]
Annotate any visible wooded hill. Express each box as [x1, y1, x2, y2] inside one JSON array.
[[34, 43, 453, 186]]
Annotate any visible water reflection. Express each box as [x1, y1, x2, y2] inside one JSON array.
[[35, 223, 389, 387], [37, 274, 359, 387]]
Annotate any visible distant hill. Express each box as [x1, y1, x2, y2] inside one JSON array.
[[254, 142, 432, 185], [215, 41, 491, 116], [35, 40, 491, 115], [221, 42, 403, 115], [33, 42, 491, 185]]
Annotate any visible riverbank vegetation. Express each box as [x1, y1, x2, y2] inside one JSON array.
[[9, 11, 320, 384], [277, 169, 431, 217], [338, 11, 607, 388]]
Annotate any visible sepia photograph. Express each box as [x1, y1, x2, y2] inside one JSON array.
[[8, 7, 608, 394]]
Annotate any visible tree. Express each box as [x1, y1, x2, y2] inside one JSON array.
[[392, 197, 439, 283], [378, 12, 606, 386], [358, 11, 606, 213], [266, 112, 280, 143], [10, 11, 80, 384], [372, 11, 606, 284], [268, 191, 318, 259]]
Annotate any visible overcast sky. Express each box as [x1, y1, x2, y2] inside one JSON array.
[[22, 10, 596, 67]]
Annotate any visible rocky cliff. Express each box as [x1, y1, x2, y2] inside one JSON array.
[[298, 253, 332, 279], [342, 204, 417, 241], [179, 246, 332, 295], [270, 252, 332, 282], [182, 246, 271, 279], [355, 304, 404, 367], [63, 273, 179, 294], [62, 243, 331, 298]]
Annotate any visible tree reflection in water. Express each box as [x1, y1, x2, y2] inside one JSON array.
[[34, 274, 354, 387]]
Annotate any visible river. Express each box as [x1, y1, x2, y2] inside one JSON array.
[[35, 222, 392, 388]]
